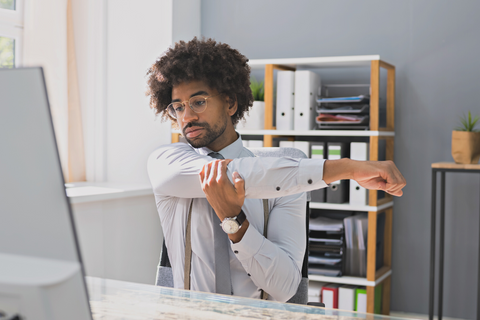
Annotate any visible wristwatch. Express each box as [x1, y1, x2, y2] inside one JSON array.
[[221, 210, 246, 234]]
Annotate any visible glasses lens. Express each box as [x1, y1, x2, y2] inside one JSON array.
[[189, 96, 207, 113], [167, 103, 184, 119]]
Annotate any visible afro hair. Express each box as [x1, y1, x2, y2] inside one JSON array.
[[146, 37, 254, 128]]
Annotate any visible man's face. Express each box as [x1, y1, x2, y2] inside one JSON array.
[[171, 80, 234, 149]]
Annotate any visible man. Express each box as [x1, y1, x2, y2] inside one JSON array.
[[146, 38, 406, 302]]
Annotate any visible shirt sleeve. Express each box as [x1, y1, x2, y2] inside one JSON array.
[[147, 142, 328, 199], [231, 192, 307, 302]]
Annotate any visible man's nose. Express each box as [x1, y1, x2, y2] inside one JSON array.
[[182, 103, 198, 122]]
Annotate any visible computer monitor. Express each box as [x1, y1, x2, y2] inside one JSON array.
[[0, 68, 92, 320]]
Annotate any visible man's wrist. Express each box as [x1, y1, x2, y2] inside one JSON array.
[[323, 158, 355, 184]]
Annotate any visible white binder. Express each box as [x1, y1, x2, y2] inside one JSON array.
[[294, 70, 320, 130], [294, 141, 310, 157], [349, 142, 369, 206], [279, 140, 294, 148], [276, 71, 295, 130], [338, 285, 357, 311], [248, 140, 264, 148]]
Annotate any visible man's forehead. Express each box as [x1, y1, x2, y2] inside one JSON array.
[[171, 80, 214, 97]]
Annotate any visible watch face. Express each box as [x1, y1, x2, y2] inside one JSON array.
[[222, 219, 239, 234]]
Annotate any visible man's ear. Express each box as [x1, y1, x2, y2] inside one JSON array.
[[225, 95, 238, 116]]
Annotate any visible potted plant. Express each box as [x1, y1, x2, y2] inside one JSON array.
[[452, 111, 480, 164], [238, 77, 265, 130]]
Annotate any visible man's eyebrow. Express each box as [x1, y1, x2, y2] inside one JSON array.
[[171, 91, 209, 102]]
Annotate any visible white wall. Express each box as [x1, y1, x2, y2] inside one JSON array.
[[72, 0, 200, 184], [72, 195, 162, 285], [67, 0, 201, 285], [105, 0, 173, 184]]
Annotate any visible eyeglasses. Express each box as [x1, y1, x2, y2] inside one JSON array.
[[167, 94, 221, 119]]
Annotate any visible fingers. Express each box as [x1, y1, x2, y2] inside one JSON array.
[[233, 171, 245, 198], [383, 161, 406, 196], [199, 159, 233, 187]]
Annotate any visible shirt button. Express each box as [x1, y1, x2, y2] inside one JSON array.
[[234, 250, 238, 254], [308, 179, 312, 184], [276, 186, 281, 191], [247, 273, 251, 276]]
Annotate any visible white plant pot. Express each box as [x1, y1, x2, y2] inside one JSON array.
[[237, 101, 265, 130]]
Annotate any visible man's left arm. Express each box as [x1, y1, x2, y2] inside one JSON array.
[[199, 160, 305, 302], [232, 193, 306, 302]]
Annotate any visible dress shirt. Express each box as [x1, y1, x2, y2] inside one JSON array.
[[147, 135, 328, 302]]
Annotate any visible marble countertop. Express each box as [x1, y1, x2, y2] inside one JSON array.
[[86, 277, 409, 320]]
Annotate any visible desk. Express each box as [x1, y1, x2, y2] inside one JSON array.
[[429, 162, 480, 320], [86, 277, 409, 320]]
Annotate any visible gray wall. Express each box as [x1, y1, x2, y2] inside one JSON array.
[[201, 0, 480, 318]]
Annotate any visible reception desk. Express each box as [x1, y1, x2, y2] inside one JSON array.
[[86, 277, 408, 320]]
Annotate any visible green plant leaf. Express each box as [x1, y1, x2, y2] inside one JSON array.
[[249, 76, 265, 101]]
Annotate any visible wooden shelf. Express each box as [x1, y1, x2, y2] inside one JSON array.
[[248, 55, 383, 69], [309, 268, 392, 287], [431, 162, 480, 170], [310, 201, 393, 212], [238, 129, 395, 137]]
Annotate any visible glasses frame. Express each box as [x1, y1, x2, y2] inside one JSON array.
[[167, 93, 222, 120]]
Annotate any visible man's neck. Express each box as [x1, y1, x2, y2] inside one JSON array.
[[205, 125, 238, 152]]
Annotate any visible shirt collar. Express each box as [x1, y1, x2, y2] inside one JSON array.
[[195, 132, 244, 159]]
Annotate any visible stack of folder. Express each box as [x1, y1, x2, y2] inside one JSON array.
[[310, 282, 383, 312], [337, 284, 382, 312], [308, 216, 345, 277], [315, 94, 370, 130], [343, 212, 386, 277]]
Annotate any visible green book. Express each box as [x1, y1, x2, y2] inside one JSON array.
[[354, 287, 367, 312], [374, 283, 383, 314]]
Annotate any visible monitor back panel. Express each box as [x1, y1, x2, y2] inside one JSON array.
[[0, 67, 81, 263]]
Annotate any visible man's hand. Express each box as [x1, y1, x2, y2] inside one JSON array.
[[323, 159, 406, 196], [199, 159, 246, 220]]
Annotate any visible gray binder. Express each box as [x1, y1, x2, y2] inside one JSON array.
[[326, 142, 348, 204], [310, 142, 326, 202]]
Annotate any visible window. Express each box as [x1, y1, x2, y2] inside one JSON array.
[[0, 0, 23, 68]]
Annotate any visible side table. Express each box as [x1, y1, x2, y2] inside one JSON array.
[[429, 162, 480, 320]]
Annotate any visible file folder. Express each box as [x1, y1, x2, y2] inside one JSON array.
[[349, 142, 369, 206], [375, 283, 383, 314], [310, 142, 326, 202], [294, 141, 310, 158], [339, 285, 357, 311], [276, 71, 295, 130], [248, 140, 263, 148], [322, 284, 340, 308], [279, 140, 294, 148], [294, 70, 320, 130], [326, 143, 348, 203], [344, 213, 368, 277], [355, 287, 367, 312], [308, 281, 327, 304]]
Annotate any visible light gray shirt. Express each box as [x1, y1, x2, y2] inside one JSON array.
[[147, 135, 327, 302]]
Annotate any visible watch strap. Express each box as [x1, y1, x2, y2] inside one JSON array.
[[236, 209, 246, 227]]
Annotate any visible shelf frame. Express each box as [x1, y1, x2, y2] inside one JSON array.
[[309, 268, 391, 287], [309, 201, 393, 212]]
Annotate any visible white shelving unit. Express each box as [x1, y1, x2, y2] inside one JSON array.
[[309, 201, 393, 212], [170, 54, 396, 314], [237, 129, 394, 137]]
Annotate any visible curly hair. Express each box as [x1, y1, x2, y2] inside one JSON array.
[[146, 37, 254, 128]]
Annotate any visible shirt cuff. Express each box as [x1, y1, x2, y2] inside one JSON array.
[[298, 158, 328, 190], [230, 224, 264, 261]]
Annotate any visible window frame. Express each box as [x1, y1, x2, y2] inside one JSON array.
[[0, 0, 24, 67]]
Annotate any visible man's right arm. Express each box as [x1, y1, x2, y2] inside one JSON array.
[[148, 142, 330, 199], [148, 143, 211, 198]]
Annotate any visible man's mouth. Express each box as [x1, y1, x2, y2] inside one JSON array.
[[184, 127, 204, 138]]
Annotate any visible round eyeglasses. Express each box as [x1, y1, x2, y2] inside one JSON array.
[[167, 94, 221, 119]]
